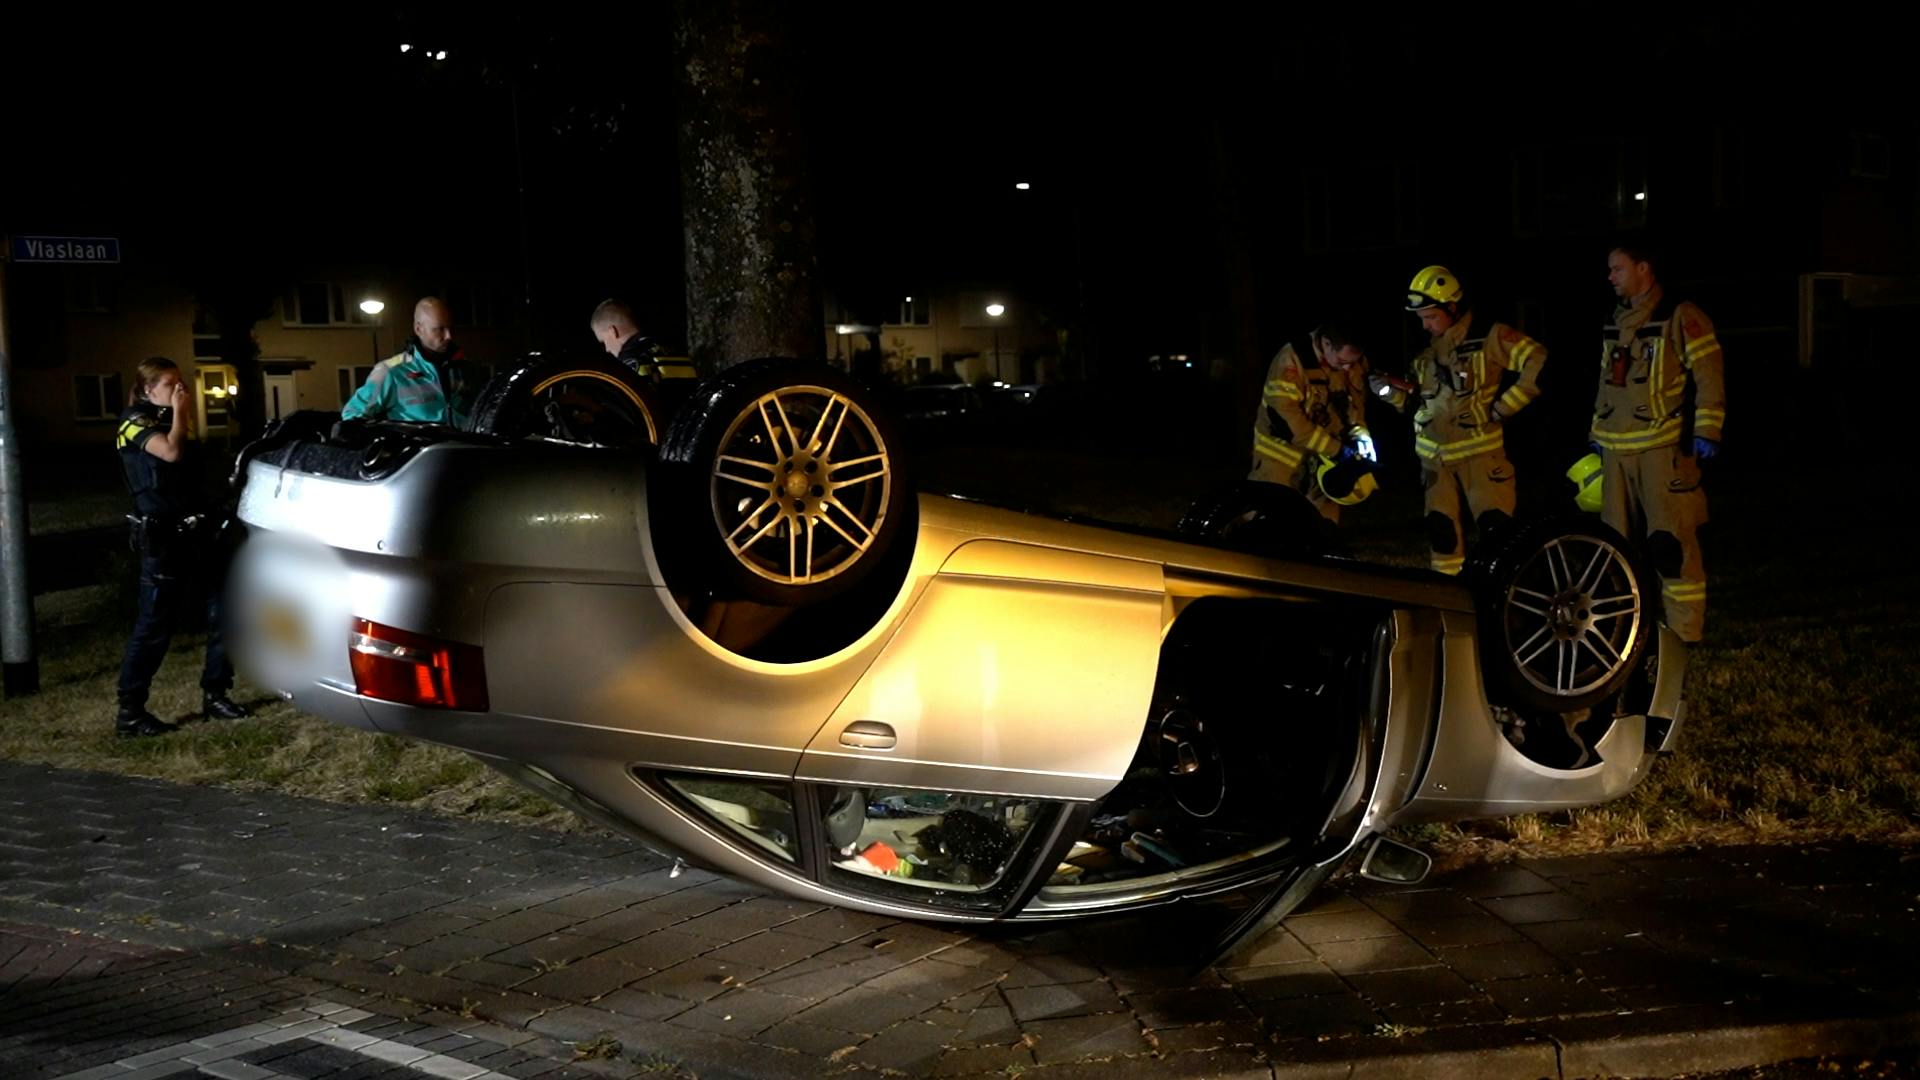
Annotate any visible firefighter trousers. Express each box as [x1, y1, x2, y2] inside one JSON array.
[[1422, 450, 1516, 575], [1599, 446, 1708, 643]]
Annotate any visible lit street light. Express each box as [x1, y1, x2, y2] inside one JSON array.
[[359, 298, 386, 362], [985, 302, 1007, 382], [1014, 181, 1031, 191]]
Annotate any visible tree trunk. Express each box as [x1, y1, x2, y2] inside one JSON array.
[[672, 0, 822, 371]]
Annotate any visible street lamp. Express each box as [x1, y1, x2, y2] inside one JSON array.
[[985, 302, 1007, 382], [359, 299, 386, 362]]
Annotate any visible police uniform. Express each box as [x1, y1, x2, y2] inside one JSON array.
[[1592, 287, 1726, 642], [616, 334, 697, 381], [1400, 310, 1547, 574], [115, 402, 239, 730], [1249, 336, 1371, 522]]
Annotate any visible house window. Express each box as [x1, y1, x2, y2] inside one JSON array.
[[1713, 127, 1747, 210], [889, 296, 931, 326], [1512, 139, 1647, 237], [73, 373, 124, 420], [444, 284, 501, 328], [1303, 162, 1421, 252], [1851, 132, 1891, 180], [64, 269, 113, 314], [337, 365, 376, 406], [283, 282, 378, 327]]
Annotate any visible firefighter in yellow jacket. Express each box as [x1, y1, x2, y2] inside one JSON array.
[[1592, 240, 1725, 643], [1248, 323, 1384, 521], [1389, 266, 1548, 574]]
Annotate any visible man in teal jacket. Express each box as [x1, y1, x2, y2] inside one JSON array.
[[342, 296, 478, 426]]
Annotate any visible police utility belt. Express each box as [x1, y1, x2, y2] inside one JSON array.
[[125, 513, 214, 557]]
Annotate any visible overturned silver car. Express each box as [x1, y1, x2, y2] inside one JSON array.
[[228, 356, 1684, 963]]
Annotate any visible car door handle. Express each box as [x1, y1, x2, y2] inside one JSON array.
[[839, 721, 896, 750]]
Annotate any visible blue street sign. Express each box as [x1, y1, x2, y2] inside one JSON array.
[[8, 236, 121, 264]]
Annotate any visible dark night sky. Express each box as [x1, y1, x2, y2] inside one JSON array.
[[5, 7, 1908, 356]]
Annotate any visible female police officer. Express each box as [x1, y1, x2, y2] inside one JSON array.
[[113, 357, 248, 736]]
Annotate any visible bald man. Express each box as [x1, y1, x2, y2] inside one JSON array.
[[342, 296, 479, 426], [590, 299, 695, 380]]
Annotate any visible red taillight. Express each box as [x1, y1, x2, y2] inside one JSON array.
[[348, 618, 489, 711]]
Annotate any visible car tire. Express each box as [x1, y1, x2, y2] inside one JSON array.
[[653, 358, 912, 606], [469, 353, 664, 447], [1468, 515, 1652, 714], [1176, 481, 1330, 558]]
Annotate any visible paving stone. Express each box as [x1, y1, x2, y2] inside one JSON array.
[[932, 1044, 1035, 1076], [1516, 917, 1644, 955], [1285, 908, 1406, 944], [1481, 974, 1619, 1018], [844, 1018, 952, 1072], [1361, 889, 1487, 921], [470, 912, 581, 945], [1447, 867, 1558, 899], [1146, 1021, 1265, 1052], [590, 930, 711, 971], [1019, 1011, 1148, 1064], [1124, 986, 1254, 1029], [790, 985, 942, 1033], [951, 1002, 1020, 1046], [563, 907, 684, 943], [1394, 914, 1526, 949], [1249, 992, 1383, 1040], [1345, 966, 1482, 1007], [1435, 940, 1569, 982], [593, 989, 695, 1021], [516, 959, 649, 1002], [445, 959, 539, 990], [1215, 930, 1314, 968], [1004, 979, 1124, 1022], [669, 897, 817, 941], [485, 934, 613, 970], [1379, 997, 1509, 1029], [756, 1019, 863, 1057], [699, 929, 830, 972], [1478, 890, 1594, 925], [997, 953, 1105, 988], [628, 957, 768, 1003], [859, 957, 1000, 1006], [1308, 937, 1438, 975], [1221, 960, 1347, 1001]]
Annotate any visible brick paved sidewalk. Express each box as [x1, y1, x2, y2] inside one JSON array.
[[3, 761, 1916, 1079]]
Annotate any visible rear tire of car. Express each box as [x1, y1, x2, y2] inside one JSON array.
[[1176, 481, 1330, 558], [1469, 515, 1652, 714], [653, 358, 913, 606], [469, 354, 663, 447]]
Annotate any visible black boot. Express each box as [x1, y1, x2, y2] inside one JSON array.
[[202, 693, 249, 720], [116, 706, 179, 738]]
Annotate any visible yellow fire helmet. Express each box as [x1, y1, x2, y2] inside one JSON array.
[[1405, 265, 1464, 311], [1316, 456, 1379, 506], [1567, 452, 1604, 513]]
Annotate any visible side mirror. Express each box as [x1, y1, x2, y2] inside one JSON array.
[[1357, 834, 1431, 886]]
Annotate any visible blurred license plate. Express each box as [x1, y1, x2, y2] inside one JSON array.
[[259, 600, 308, 655]]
